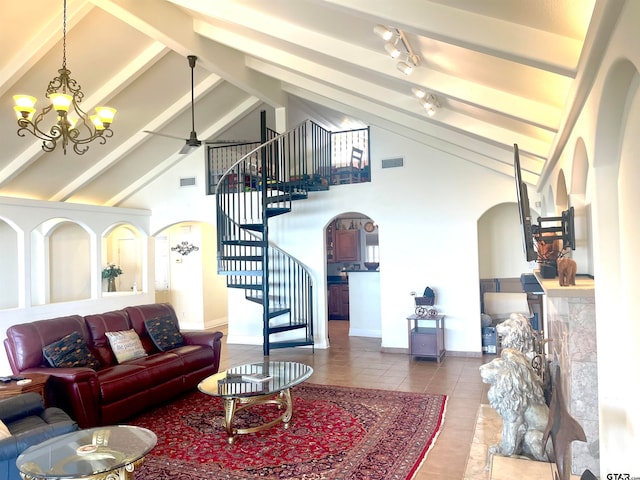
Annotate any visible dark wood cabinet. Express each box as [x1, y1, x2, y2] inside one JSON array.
[[335, 230, 359, 262], [328, 284, 350, 319]]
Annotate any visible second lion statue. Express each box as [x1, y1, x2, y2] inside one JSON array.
[[479, 348, 553, 463]]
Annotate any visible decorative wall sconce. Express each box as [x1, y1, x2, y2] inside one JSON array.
[[374, 24, 420, 76], [171, 241, 199, 256], [411, 88, 441, 117]]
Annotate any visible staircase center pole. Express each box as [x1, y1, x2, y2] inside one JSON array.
[[260, 110, 270, 356]]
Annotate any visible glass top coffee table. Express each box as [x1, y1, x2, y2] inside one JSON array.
[[17, 425, 156, 480], [198, 360, 313, 444]]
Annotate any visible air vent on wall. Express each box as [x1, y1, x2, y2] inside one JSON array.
[[381, 157, 404, 168], [180, 177, 196, 187]]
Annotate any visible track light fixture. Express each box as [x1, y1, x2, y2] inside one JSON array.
[[374, 24, 420, 76], [397, 61, 415, 75], [384, 42, 401, 59], [373, 24, 394, 41], [412, 88, 440, 117]]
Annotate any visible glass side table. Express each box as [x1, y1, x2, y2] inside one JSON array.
[[17, 425, 156, 480]]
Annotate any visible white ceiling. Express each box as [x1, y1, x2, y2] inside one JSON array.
[[1, 0, 613, 206]]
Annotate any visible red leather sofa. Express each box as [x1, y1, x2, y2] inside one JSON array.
[[3, 303, 223, 428]]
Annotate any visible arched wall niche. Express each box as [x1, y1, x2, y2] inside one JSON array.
[[31, 218, 93, 305], [555, 170, 569, 210], [0, 217, 21, 309], [569, 137, 593, 274], [102, 223, 144, 293], [477, 202, 540, 279], [571, 138, 589, 195]]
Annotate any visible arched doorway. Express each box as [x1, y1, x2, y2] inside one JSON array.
[[325, 212, 381, 337]]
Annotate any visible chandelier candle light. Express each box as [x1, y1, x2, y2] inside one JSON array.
[[13, 0, 116, 155]]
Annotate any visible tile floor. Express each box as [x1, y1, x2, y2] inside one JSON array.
[[216, 320, 492, 480]]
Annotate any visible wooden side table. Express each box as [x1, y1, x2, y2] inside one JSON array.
[[407, 314, 446, 362], [0, 373, 50, 404]]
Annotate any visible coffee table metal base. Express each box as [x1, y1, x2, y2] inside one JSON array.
[[20, 457, 146, 480], [223, 388, 293, 444]]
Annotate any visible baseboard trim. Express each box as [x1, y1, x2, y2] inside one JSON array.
[[446, 350, 484, 358]]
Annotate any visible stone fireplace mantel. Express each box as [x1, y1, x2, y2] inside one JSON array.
[[534, 271, 599, 477]]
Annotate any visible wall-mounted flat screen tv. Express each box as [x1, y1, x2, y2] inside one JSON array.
[[513, 144, 576, 263], [513, 144, 537, 261]]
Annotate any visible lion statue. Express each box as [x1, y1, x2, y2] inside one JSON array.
[[479, 348, 552, 463], [496, 313, 536, 359]]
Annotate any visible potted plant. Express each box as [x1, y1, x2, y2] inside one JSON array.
[[102, 263, 123, 292]]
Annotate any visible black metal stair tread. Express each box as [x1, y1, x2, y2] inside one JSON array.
[[266, 207, 291, 217], [268, 339, 315, 350], [220, 255, 263, 261], [226, 283, 262, 289], [306, 185, 329, 191], [265, 194, 290, 204], [268, 323, 309, 334], [240, 223, 265, 232], [266, 192, 307, 203], [222, 239, 266, 246], [220, 270, 263, 276]]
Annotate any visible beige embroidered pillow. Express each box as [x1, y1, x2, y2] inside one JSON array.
[[0, 419, 11, 439], [105, 329, 147, 363]]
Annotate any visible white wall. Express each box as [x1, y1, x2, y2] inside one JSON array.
[[264, 126, 518, 354], [537, 1, 640, 474]]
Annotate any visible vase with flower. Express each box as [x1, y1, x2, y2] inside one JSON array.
[[102, 263, 123, 292]]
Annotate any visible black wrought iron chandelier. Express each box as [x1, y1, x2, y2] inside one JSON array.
[[13, 0, 116, 155], [171, 241, 199, 256]]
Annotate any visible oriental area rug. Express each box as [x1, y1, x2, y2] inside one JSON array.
[[130, 383, 447, 480]]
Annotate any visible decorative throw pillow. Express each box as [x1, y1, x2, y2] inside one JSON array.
[[105, 329, 148, 363], [0, 419, 11, 440], [145, 316, 184, 352], [42, 331, 101, 370]]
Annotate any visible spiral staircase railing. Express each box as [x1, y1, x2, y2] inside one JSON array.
[[214, 114, 331, 354]]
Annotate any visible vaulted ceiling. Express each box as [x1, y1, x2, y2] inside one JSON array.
[[2, 0, 612, 206]]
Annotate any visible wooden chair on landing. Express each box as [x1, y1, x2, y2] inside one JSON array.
[[350, 147, 364, 183], [334, 147, 365, 184]]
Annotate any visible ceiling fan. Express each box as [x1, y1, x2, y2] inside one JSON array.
[[144, 55, 248, 154]]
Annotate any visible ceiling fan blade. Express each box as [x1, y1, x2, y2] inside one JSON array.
[[143, 130, 187, 141]]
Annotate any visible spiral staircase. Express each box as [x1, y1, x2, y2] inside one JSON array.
[[213, 112, 337, 355]]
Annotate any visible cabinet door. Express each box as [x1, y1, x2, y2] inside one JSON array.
[[328, 284, 341, 316], [339, 284, 350, 318], [335, 230, 359, 262]]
